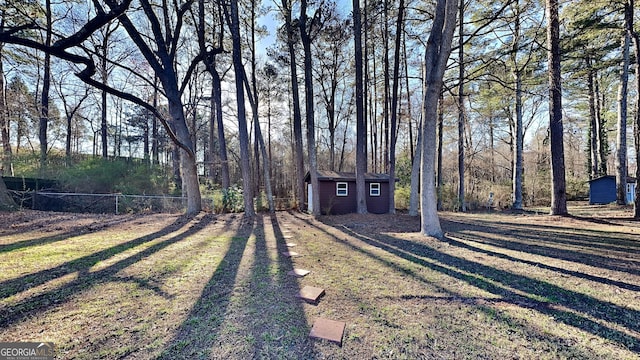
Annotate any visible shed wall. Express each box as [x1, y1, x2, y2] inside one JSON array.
[[589, 177, 616, 204], [316, 180, 391, 214]]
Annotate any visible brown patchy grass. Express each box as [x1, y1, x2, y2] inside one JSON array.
[[0, 205, 639, 359]]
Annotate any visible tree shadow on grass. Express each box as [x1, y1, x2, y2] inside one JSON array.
[[159, 213, 314, 359], [338, 225, 640, 353], [443, 217, 640, 276], [0, 214, 215, 328], [243, 214, 314, 358], [0, 215, 138, 254], [0, 215, 194, 300], [158, 216, 255, 359], [443, 234, 640, 293], [289, 212, 640, 355]]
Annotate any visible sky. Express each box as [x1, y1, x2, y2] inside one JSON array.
[[257, 0, 353, 54]]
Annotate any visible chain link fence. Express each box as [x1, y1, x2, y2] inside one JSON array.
[[12, 192, 213, 214], [8, 190, 294, 214]]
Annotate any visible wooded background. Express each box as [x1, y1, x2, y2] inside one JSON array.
[[0, 0, 639, 220]]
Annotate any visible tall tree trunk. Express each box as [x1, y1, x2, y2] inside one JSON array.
[[0, 46, 12, 175], [383, 0, 390, 174], [152, 76, 159, 165], [354, 0, 368, 214], [300, 0, 320, 216], [230, 0, 255, 216], [250, 0, 261, 199], [616, 3, 631, 205], [512, 71, 524, 209], [409, 119, 422, 216], [143, 110, 149, 162], [489, 113, 495, 183], [511, 0, 524, 210], [404, 34, 414, 164], [421, 0, 457, 237], [363, 0, 369, 172], [372, 52, 378, 172], [39, 0, 52, 170], [630, 6, 640, 218], [388, 0, 405, 214], [208, 88, 217, 180], [547, 0, 567, 215], [587, 58, 598, 179], [437, 93, 444, 211], [242, 67, 275, 212], [280, 0, 305, 211], [212, 68, 230, 190], [595, 75, 606, 175], [100, 37, 108, 158], [457, 0, 466, 212]]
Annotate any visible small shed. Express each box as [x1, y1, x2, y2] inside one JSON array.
[[304, 170, 394, 215], [588, 175, 636, 204]]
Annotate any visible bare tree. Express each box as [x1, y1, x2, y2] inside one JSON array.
[[54, 72, 90, 164], [616, 0, 632, 205], [195, 0, 229, 190], [277, 0, 305, 210], [457, 0, 466, 212], [38, 0, 52, 170], [387, 0, 406, 214], [421, 0, 458, 237], [630, 2, 640, 218], [0, 45, 10, 175], [547, 0, 567, 215], [91, 21, 120, 158], [0, 0, 204, 213], [354, 0, 368, 214], [299, 0, 323, 216], [228, 0, 255, 216], [241, 66, 275, 212]]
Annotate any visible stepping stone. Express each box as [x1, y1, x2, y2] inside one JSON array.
[[283, 235, 293, 239], [286, 242, 297, 247], [281, 251, 300, 257], [287, 268, 311, 277], [309, 318, 346, 346], [297, 286, 325, 303]]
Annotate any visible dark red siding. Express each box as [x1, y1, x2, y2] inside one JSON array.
[[317, 180, 390, 215]]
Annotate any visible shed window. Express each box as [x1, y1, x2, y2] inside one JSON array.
[[370, 183, 381, 196], [336, 182, 348, 196]]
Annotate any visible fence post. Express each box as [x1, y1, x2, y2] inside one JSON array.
[[115, 194, 119, 214]]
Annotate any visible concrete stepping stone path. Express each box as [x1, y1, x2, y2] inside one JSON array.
[[297, 286, 325, 303], [309, 318, 346, 346], [281, 217, 348, 345], [287, 269, 311, 277]]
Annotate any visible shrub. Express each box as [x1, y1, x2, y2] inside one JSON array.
[[394, 185, 411, 211], [220, 186, 244, 213], [55, 157, 171, 195]]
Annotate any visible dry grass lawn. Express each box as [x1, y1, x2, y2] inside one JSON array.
[[0, 204, 639, 359]]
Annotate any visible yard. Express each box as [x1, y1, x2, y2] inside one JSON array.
[[0, 205, 639, 359]]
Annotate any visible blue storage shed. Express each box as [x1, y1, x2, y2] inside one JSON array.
[[589, 175, 636, 204]]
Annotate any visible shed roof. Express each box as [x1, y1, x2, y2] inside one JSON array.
[[304, 170, 393, 182], [588, 175, 636, 183]]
